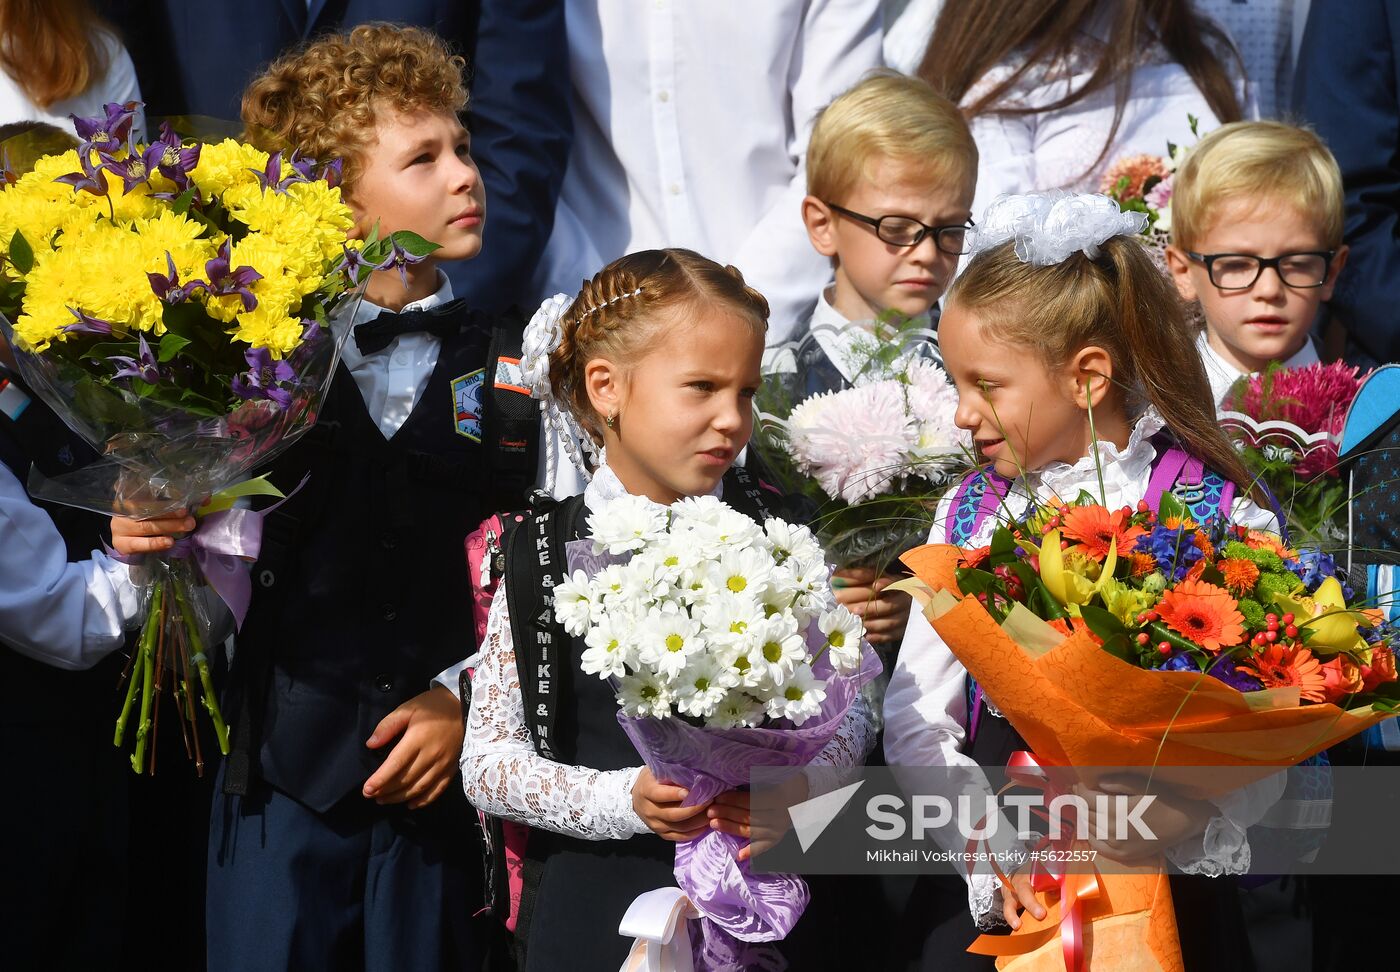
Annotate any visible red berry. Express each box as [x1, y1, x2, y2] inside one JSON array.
[[1265, 630, 1278, 643], [1157, 642, 1172, 654], [1136, 500, 1150, 514], [1285, 625, 1299, 639], [1266, 613, 1279, 625], [1253, 632, 1268, 646], [1146, 611, 1160, 623], [1047, 516, 1061, 529], [1136, 633, 1151, 646], [1282, 613, 1295, 626]]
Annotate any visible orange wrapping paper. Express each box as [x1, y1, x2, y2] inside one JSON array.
[[898, 544, 1398, 970]]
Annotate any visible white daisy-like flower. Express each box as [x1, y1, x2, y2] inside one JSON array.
[[748, 615, 808, 686], [697, 591, 766, 647], [718, 638, 768, 690], [616, 670, 674, 719], [818, 606, 866, 674], [588, 494, 669, 555], [763, 666, 828, 726], [636, 612, 705, 679], [707, 547, 775, 600], [763, 518, 823, 569], [674, 497, 764, 554], [673, 655, 737, 719], [580, 615, 635, 679], [552, 569, 596, 636], [706, 689, 768, 729]]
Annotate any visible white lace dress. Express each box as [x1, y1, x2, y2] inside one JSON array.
[[457, 465, 877, 839], [882, 410, 1287, 927]]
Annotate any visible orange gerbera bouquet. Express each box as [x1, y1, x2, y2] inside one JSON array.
[[894, 491, 1399, 971]]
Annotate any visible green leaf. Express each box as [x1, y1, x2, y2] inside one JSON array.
[[157, 332, 192, 362], [171, 187, 197, 215], [388, 230, 442, 258], [1099, 633, 1136, 663], [1157, 490, 1188, 524], [9, 229, 34, 275], [1079, 603, 1130, 643], [132, 378, 157, 398]]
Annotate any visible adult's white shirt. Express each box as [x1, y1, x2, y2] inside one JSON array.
[[532, 0, 884, 344], [884, 1, 1253, 217], [0, 28, 144, 135]]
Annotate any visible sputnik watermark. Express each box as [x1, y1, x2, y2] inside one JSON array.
[[862, 792, 1157, 842]]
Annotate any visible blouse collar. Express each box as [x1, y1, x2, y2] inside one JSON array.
[[583, 462, 726, 513], [1030, 407, 1166, 502]]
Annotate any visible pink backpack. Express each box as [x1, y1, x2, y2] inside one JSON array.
[[464, 512, 531, 932]]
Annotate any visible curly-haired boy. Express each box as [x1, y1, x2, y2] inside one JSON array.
[[114, 24, 539, 971]]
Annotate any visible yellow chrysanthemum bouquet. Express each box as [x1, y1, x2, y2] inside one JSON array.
[[0, 103, 436, 774]]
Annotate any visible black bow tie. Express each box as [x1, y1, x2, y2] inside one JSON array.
[[353, 299, 466, 355]]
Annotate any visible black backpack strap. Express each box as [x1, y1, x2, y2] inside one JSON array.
[[723, 462, 780, 522], [504, 492, 585, 762], [481, 309, 540, 508]]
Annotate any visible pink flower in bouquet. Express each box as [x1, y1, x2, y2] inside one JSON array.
[[787, 382, 916, 504], [1099, 153, 1170, 200], [1144, 173, 1174, 211], [1224, 361, 1367, 477]]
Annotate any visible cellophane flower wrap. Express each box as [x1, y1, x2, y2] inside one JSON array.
[[0, 104, 435, 774], [1221, 361, 1368, 545], [557, 493, 879, 970], [894, 489, 1399, 971], [755, 332, 971, 570]]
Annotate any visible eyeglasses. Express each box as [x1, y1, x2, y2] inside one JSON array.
[[1186, 250, 1336, 290], [825, 203, 974, 255]]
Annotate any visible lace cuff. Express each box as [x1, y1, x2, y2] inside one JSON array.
[[1164, 771, 1287, 877], [460, 591, 650, 840]]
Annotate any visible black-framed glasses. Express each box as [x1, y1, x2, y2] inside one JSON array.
[[1186, 250, 1336, 290], [826, 202, 974, 255]]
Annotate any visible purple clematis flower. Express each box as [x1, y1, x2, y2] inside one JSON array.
[[108, 334, 161, 384], [147, 252, 194, 303], [104, 141, 165, 194], [383, 239, 429, 287], [252, 150, 319, 194], [70, 102, 139, 156], [231, 347, 296, 409], [61, 308, 115, 336], [1, 148, 16, 187], [186, 240, 263, 311], [318, 158, 343, 189], [152, 122, 202, 192], [54, 148, 109, 197]]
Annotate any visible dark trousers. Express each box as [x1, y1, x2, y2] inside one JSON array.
[[206, 763, 486, 972]]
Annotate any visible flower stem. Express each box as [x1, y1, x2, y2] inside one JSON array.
[[173, 578, 229, 755], [130, 582, 164, 773], [114, 580, 162, 748]]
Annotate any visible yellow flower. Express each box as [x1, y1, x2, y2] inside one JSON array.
[[1271, 576, 1373, 656], [189, 139, 270, 198], [1039, 528, 1118, 616]]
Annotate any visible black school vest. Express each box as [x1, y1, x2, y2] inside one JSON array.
[[230, 310, 532, 812], [0, 367, 125, 724]]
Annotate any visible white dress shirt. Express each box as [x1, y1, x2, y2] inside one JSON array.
[[533, 0, 884, 344], [765, 286, 934, 383], [1197, 329, 1320, 410], [884, 409, 1285, 924], [0, 462, 141, 669], [0, 29, 144, 137], [884, 1, 1253, 217]]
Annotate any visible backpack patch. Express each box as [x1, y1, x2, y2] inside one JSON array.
[[451, 369, 485, 441]]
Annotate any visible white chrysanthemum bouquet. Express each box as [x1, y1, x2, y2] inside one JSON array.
[[555, 491, 880, 967], [557, 493, 865, 727]]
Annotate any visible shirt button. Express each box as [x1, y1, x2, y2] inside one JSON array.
[[669, 183, 681, 196], [374, 673, 394, 693], [381, 603, 398, 622], [657, 90, 670, 103]]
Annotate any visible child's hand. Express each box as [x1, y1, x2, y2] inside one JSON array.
[[631, 767, 711, 841], [709, 773, 809, 861], [832, 566, 911, 645], [362, 685, 465, 809], [109, 512, 197, 556], [1000, 871, 1047, 929], [1072, 775, 1212, 865]]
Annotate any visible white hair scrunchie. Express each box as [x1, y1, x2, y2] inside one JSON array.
[[969, 191, 1149, 266], [520, 293, 602, 493]]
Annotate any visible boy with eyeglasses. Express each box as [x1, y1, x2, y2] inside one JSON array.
[[770, 71, 977, 397], [1166, 120, 1350, 408]]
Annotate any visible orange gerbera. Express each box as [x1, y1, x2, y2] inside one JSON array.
[[1241, 645, 1327, 702], [1155, 579, 1245, 651], [1060, 505, 1146, 561], [1218, 557, 1260, 595], [1129, 551, 1158, 577]]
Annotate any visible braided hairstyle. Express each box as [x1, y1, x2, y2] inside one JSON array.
[[552, 248, 770, 444]]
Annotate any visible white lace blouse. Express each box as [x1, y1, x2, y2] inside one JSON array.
[[458, 465, 878, 840], [882, 411, 1286, 926]]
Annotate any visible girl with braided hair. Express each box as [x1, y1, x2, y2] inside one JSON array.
[[459, 248, 876, 969]]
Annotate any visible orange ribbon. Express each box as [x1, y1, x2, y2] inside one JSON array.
[[964, 751, 1103, 972]]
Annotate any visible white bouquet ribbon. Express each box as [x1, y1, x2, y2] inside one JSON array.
[[618, 887, 700, 972]]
